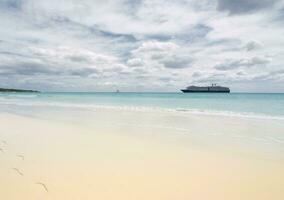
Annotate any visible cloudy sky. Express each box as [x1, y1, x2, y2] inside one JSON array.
[[0, 0, 284, 92]]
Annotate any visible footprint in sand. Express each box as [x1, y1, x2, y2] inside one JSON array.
[[36, 182, 49, 192], [4, 140, 49, 194], [12, 168, 24, 176], [17, 155, 25, 160]]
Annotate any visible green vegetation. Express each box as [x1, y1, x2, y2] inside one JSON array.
[[0, 88, 39, 93]]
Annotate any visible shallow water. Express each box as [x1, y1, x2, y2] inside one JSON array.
[[1, 92, 284, 119]]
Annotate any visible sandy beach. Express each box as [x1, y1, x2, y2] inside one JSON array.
[[1, 0, 284, 198], [1, 109, 284, 200]]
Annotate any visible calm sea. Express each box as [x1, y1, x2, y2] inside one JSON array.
[[0, 92, 284, 120]]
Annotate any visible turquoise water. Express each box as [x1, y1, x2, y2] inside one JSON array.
[[0, 92, 284, 119]]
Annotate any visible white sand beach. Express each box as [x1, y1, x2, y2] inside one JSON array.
[[1, 109, 284, 200], [1, 0, 284, 198]]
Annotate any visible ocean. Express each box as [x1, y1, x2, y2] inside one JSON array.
[[0, 92, 284, 120]]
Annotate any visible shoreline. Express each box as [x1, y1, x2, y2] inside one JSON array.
[[1, 109, 284, 160], [1, 101, 284, 121]]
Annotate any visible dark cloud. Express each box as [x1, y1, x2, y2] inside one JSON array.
[[0, 62, 58, 76], [98, 30, 137, 42], [125, 0, 142, 10], [215, 57, 270, 71], [206, 38, 241, 47], [217, 0, 278, 14], [270, 69, 284, 75], [273, 7, 284, 22], [124, 0, 143, 17], [215, 60, 243, 71], [251, 69, 284, 82], [0, 62, 99, 78], [151, 53, 164, 60], [178, 24, 213, 43], [67, 55, 91, 63], [0, 51, 29, 58], [69, 68, 99, 77], [0, 0, 22, 11], [245, 41, 263, 51], [192, 72, 202, 77], [161, 55, 193, 69], [193, 73, 228, 84], [136, 24, 212, 44], [158, 76, 172, 82]]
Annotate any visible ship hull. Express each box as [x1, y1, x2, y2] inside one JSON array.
[[181, 90, 230, 93]]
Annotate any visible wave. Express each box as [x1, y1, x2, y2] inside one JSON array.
[[1, 99, 284, 121], [174, 108, 284, 121], [0, 94, 39, 99]]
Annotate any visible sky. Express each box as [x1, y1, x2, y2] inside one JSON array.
[[0, 0, 284, 92]]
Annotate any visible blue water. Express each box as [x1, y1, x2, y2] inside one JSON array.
[[0, 92, 284, 119]]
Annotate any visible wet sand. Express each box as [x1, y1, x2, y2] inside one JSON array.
[[0, 110, 284, 200]]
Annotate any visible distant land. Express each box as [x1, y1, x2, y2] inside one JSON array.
[[0, 88, 39, 93]]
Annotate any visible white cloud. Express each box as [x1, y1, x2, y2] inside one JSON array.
[[0, 0, 284, 92], [130, 41, 193, 69], [126, 58, 143, 67]]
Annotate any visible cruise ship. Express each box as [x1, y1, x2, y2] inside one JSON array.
[[181, 84, 230, 93]]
